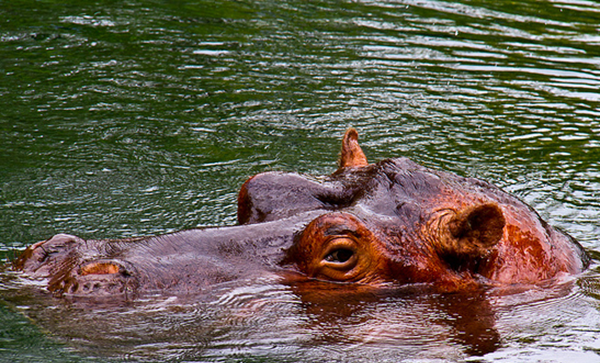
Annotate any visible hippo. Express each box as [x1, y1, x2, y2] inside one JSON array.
[[14, 129, 589, 301]]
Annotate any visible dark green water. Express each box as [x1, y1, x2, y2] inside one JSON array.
[[2, 0, 600, 362]]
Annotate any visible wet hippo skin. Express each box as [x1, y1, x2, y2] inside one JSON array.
[[14, 129, 589, 300]]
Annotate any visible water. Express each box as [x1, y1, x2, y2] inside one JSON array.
[[2, 0, 600, 361]]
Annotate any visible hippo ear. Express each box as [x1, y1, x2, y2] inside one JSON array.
[[338, 128, 368, 169], [445, 203, 505, 257]]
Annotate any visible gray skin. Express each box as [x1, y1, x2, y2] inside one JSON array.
[[15, 210, 326, 300]]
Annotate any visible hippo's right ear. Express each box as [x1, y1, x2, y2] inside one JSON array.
[[338, 128, 368, 170], [443, 203, 506, 258]]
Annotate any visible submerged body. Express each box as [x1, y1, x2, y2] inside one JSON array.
[[15, 129, 589, 299]]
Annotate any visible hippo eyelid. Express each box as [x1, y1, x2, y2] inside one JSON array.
[[323, 226, 359, 238]]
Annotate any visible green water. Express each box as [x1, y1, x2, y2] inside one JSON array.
[[2, 0, 600, 362]]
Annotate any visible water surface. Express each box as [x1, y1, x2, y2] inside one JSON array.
[[2, 0, 600, 362]]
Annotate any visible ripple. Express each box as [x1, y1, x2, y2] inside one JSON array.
[[3, 0, 600, 361]]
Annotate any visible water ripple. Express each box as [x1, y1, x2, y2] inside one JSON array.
[[3, 0, 600, 361]]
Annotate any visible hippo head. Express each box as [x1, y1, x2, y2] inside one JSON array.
[[238, 129, 587, 289], [13, 129, 588, 299]]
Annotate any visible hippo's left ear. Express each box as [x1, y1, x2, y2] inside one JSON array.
[[443, 203, 506, 258], [338, 128, 368, 170]]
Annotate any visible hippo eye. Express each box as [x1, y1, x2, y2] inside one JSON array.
[[321, 237, 358, 272], [325, 248, 354, 264]]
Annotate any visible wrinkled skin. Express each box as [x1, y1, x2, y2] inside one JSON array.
[[14, 129, 589, 300]]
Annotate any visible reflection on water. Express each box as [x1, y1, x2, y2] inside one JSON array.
[[3, 0, 600, 361], [2, 268, 600, 362]]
